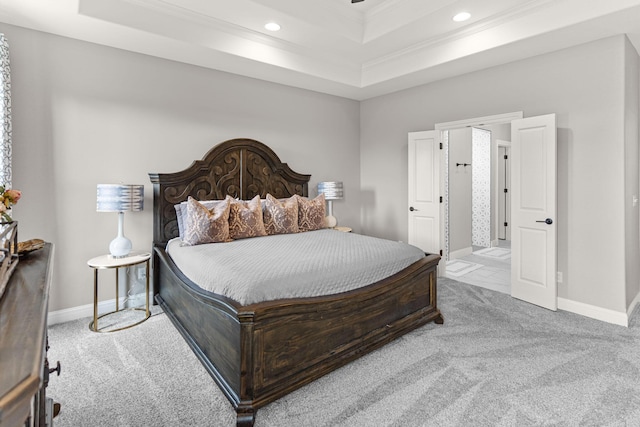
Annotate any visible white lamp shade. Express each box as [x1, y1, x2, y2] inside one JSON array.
[[97, 184, 144, 212], [317, 182, 343, 200]]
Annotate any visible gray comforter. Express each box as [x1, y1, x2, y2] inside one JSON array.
[[166, 229, 425, 305]]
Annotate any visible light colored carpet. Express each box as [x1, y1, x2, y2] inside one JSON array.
[[47, 278, 640, 426]]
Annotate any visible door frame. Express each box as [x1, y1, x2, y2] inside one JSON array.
[[435, 111, 523, 261], [495, 139, 511, 245]]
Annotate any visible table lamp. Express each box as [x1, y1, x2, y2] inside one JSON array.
[[317, 181, 343, 228], [96, 184, 144, 258]]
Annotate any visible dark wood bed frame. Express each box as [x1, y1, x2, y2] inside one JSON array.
[[149, 138, 443, 426]]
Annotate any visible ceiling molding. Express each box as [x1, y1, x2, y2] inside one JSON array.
[[363, 0, 556, 70], [2, 0, 640, 100], [363, 0, 456, 43], [86, 0, 304, 51], [364, 0, 408, 20], [80, 0, 363, 77]]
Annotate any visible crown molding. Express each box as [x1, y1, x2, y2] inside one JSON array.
[[362, 0, 556, 71], [4, 0, 640, 101]]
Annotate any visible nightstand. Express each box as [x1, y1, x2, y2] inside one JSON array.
[[87, 251, 151, 333], [334, 226, 352, 233]]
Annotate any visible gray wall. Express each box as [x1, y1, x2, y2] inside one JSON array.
[[448, 127, 472, 255], [3, 24, 360, 312], [484, 123, 511, 244], [361, 35, 635, 314], [624, 37, 640, 308]]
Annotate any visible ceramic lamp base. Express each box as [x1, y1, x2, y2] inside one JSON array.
[[325, 215, 337, 229], [109, 235, 132, 258], [109, 211, 132, 258]]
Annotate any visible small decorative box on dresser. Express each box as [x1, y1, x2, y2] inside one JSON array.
[[0, 243, 58, 427]]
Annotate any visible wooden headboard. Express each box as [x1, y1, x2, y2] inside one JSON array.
[[148, 138, 311, 245]]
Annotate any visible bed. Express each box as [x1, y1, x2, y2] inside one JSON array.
[[148, 138, 443, 426]]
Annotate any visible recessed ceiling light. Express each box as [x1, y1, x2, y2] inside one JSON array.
[[265, 22, 281, 32], [453, 12, 471, 22]]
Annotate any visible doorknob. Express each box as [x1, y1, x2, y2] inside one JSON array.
[[536, 218, 553, 225], [409, 206, 419, 212]]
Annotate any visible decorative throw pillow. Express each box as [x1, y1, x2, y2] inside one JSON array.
[[263, 194, 299, 235], [175, 199, 226, 239], [229, 195, 267, 239], [297, 193, 326, 232], [182, 196, 232, 245]]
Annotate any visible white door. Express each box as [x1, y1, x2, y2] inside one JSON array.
[[408, 131, 440, 255], [510, 114, 557, 310]]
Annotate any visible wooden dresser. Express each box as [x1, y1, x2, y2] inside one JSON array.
[[0, 244, 56, 427]]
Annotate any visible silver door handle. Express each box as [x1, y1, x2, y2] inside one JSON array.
[[409, 206, 419, 212], [536, 218, 553, 225]]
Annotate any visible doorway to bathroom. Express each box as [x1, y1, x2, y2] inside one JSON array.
[[443, 126, 512, 294]]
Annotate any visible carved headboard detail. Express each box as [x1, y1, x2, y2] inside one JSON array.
[[149, 138, 311, 245]]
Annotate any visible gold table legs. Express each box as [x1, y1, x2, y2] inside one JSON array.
[[89, 259, 150, 333]]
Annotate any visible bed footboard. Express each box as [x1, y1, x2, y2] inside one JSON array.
[[241, 253, 442, 410]]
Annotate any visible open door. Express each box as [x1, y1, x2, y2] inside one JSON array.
[[510, 114, 557, 310], [408, 131, 440, 255]]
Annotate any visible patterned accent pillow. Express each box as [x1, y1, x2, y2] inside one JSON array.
[[175, 199, 226, 239], [297, 193, 326, 232], [182, 196, 232, 245], [263, 194, 299, 235], [229, 195, 267, 239]]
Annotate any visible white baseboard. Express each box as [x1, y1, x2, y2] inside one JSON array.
[[48, 300, 113, 325], [558, 297, 628, 327], [627, 291, 640, 320], [48, 292, 153, 326], [449, 246, 473, 260]]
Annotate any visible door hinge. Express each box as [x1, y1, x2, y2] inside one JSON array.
[[504, 155, 508, 160], [439, 142, 443, 149], [440, 249, 443, 256], [504, 188, 508, 193], [439, 196, 443, 203], [504, 222, 508, 227]]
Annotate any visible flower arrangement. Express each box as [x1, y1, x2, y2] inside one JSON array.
[[0, 186, 21, 222]]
